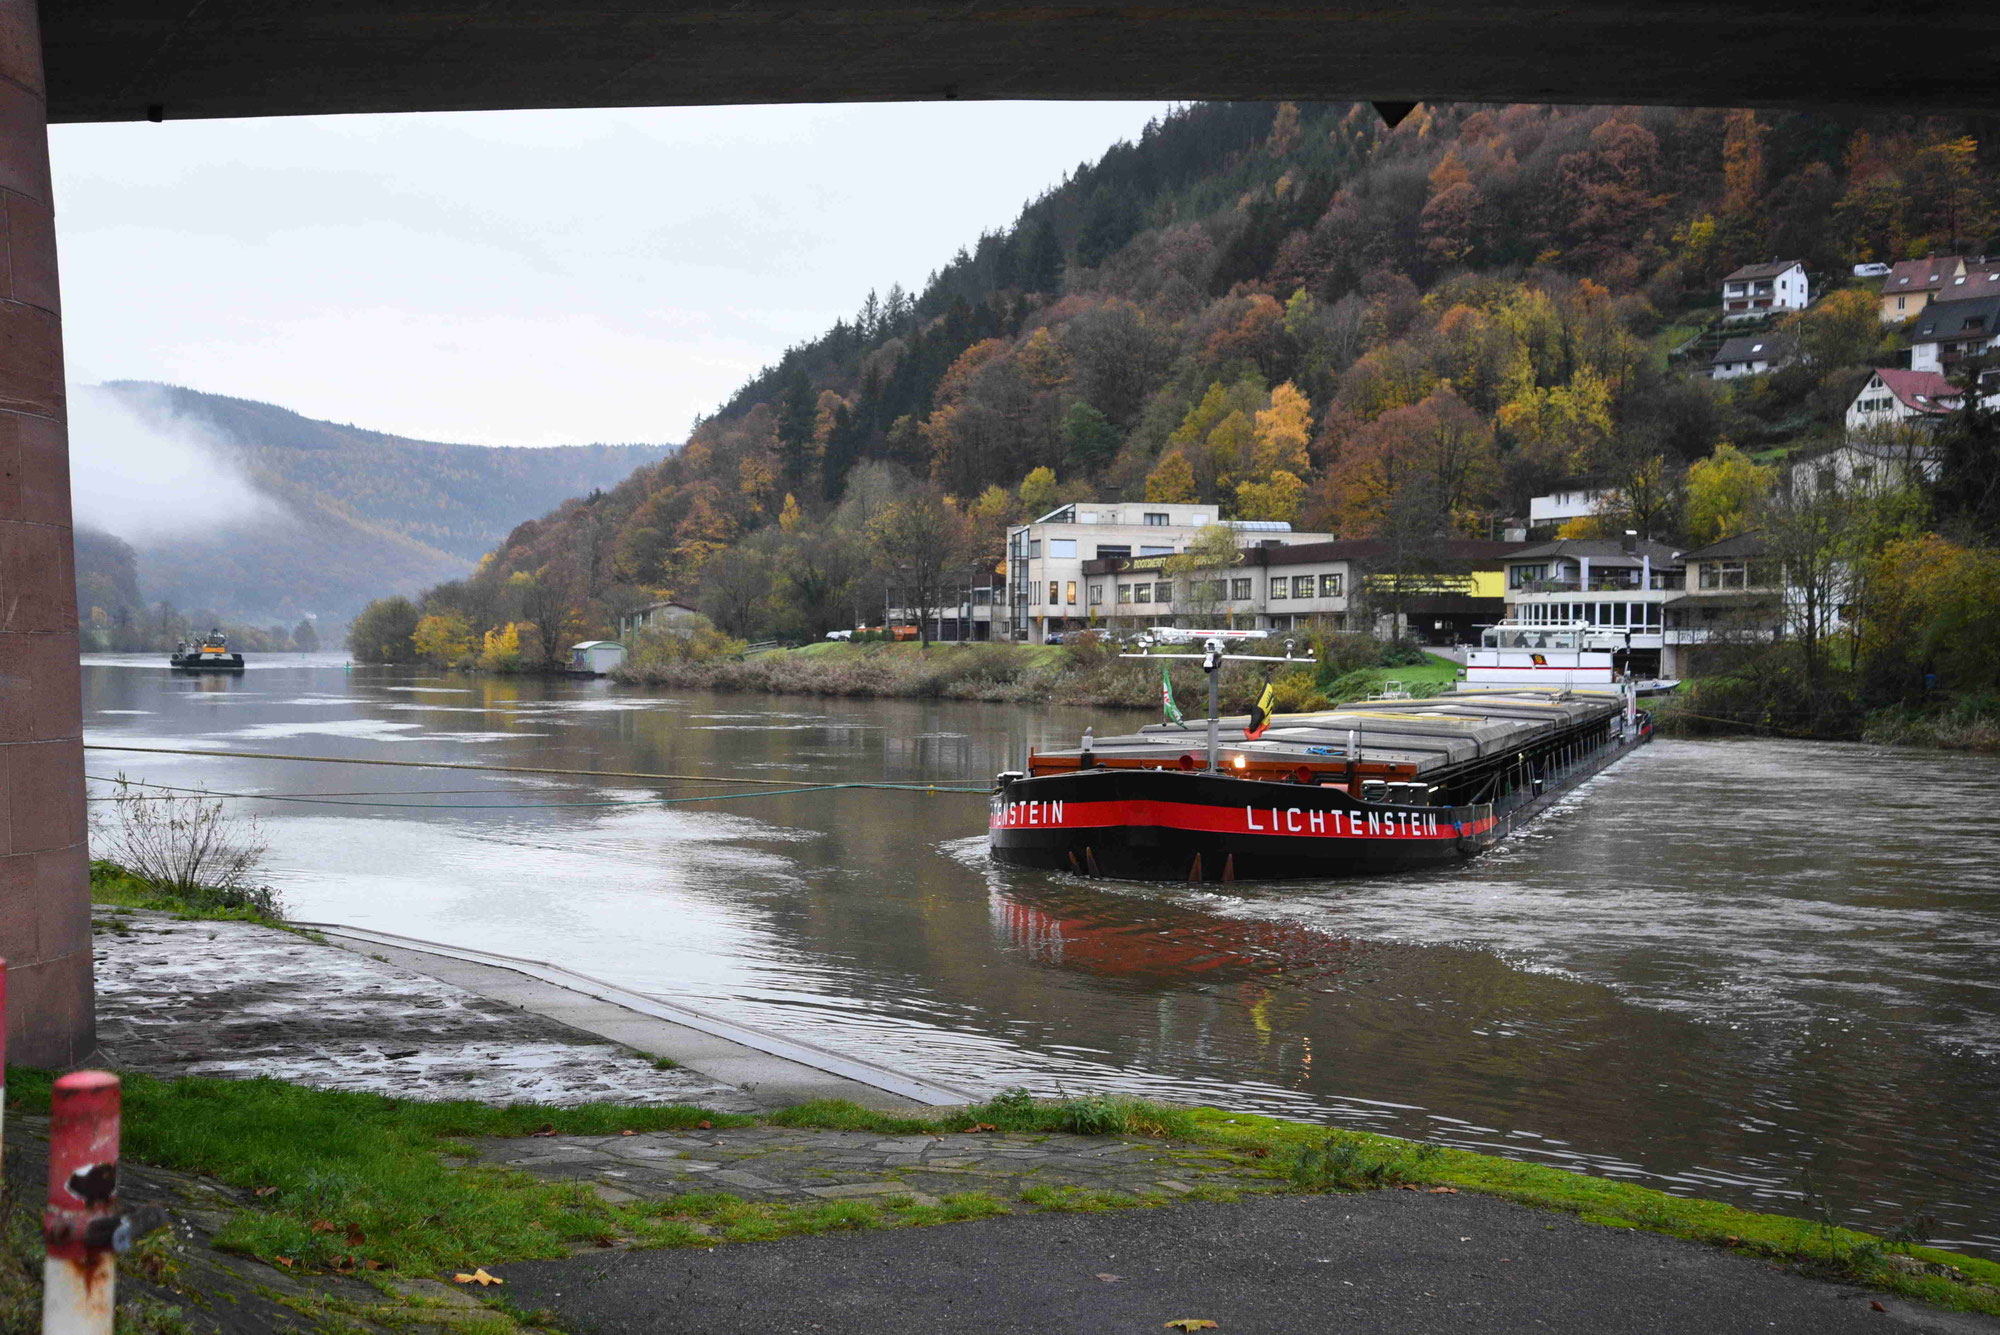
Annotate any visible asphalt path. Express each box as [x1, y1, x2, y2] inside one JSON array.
[[495, 1192, 2000, 1334]]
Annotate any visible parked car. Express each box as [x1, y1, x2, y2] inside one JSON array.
[[1853, 262, 1892, 278], [1044, 631, 1065, 645], [825, 629, 854, 641]]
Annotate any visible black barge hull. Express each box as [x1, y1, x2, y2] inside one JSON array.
[[990, 717, 1650, 883]]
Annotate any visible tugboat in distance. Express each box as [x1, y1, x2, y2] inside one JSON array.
[[169, 628, 246, 672]]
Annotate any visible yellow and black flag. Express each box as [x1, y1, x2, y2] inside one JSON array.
[[1244, 680, 1277, 740]]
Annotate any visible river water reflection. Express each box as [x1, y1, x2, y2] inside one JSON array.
[[80, 655, 2000, 1255]]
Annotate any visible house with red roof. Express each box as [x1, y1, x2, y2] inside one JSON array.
[[1878, 255, 1966, 323], [1843, 367, 1961, 433]]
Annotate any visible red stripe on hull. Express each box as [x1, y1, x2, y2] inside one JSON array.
[[989, 797, 1497, 842]]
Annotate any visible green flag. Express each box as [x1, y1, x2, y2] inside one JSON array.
[[1161, 663, 1185, 727]]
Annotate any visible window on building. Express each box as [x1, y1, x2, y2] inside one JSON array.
[[1320, 573, 1343, 597], [1095, 544, 1131, 560], [1293, 575, 1315, 598], [1143, 512, 1169, 526], [1140, 544, 1174, 557], [1117, 584, 1134, 605], [1270, 578, 1289, 600], [1133, 583, 1152, 603], [1065, 582, 1076, 605], [1027, 539, 1041, 558], [1509, 564, 1547, 589], [1049, 539, 1077, 559], [1088, 583, 1102, 604], [1048, 581, 1059, 605], [1231, 577, 1252, 600], [973, 588, 991, 606]]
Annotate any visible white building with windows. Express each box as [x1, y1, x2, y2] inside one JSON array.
[[1909, 293, 2000, 373], [1721, 260, 1808, 321], [1004, 503, 1333, 643], [1501, 537, 1685, 675], [1527, 487, 1611, 532]]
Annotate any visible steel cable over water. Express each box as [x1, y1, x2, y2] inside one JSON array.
[[82, 743, 987, 810]]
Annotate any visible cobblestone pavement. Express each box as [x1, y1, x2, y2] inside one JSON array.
[[93, 907, 758, 1110], [469, 1125, 1285, 1213]]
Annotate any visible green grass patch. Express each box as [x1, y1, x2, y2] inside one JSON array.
[[1183, 1108, 2000, 1315], [767, 1090, 1196, 1139], [90, 860, 293, 932], [7, 1069, 753, 1275], [10, 1071, 1995, 1316]]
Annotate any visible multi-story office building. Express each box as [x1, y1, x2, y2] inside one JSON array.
[[1080, 538, 1526, 644], [1003, 503, 1331, 643]]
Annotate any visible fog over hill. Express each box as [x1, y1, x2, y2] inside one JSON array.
[[72, 382, 673, 638]]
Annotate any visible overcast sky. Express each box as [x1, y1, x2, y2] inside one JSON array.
[[50, 102, 1172, 447]]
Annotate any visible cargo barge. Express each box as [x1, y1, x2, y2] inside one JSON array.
[[169, 629, 245, 672], [989, 686, 1649, 882]]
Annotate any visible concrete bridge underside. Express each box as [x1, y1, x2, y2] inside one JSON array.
[[5, 0, 1996, 1065]]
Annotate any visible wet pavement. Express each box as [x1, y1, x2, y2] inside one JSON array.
[[92, 907, 757, 1110]]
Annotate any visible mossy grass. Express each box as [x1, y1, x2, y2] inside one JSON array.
[[90, 860, 293, 932], [8, 1072, 1996, 1315]]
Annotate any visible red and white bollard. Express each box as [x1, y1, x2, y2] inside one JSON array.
[[42, 1071, 121, 1335]]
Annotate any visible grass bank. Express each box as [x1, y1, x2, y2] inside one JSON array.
[[90, 860, 293, 930], [10, 1072, 1994, 1316], [1650, 682, 2000, 752], [613, 639, 1462, 713]]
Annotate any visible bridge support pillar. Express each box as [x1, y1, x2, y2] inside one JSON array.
[[0, 0, 94, 1067]]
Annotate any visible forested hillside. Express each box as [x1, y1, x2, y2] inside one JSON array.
[[370, 99, 2000, 665], [76, 384, 672, 644]]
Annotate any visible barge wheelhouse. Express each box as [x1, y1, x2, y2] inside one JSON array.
[[989, 689, 1648, 882]]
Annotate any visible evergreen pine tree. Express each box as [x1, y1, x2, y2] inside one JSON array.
[[1024, 217, 1065, 294]]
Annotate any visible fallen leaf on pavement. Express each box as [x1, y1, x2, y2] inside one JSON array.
[[1428, 1187, 1458, 1194], [529, 1124, 557, 1137], [1096, 1273, 1123, 1283], [963, 1123, 998, 1134], [273, 1256, 294, 1269], [1398, 1184, 1419, 1191], [453, 1269, 504, 1286], [1163, 1322, 1218, 1332], [621, 1130, 637, 1136], [1872, 1301, 1887, 1312]]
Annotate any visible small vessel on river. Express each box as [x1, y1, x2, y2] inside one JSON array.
[[169, 629, 245, 672], [990, 634, 1649, 882]]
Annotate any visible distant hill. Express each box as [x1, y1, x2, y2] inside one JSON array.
[[75, 383, 673, 637]]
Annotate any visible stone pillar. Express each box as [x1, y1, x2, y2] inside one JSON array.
[[0, 0, 93, 1066]]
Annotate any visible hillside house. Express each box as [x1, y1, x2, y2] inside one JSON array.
[[1527, 487, 1610, 533], [1933, 258, 2000, 304], [1790, 437, 1940, 497], [1844, 368, 1960, 433], [618, 599, 703, 638], [1879, 256, 1965, 322], [1721, 260, 1807, 321], [1908, 294, 2000, 374], [1710, 332, 1798, 381]]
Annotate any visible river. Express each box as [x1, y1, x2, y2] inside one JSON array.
[[79, 653, 2000, 1256]]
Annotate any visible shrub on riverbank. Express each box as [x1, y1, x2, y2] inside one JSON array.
[[614, 636, 1460, 714]]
